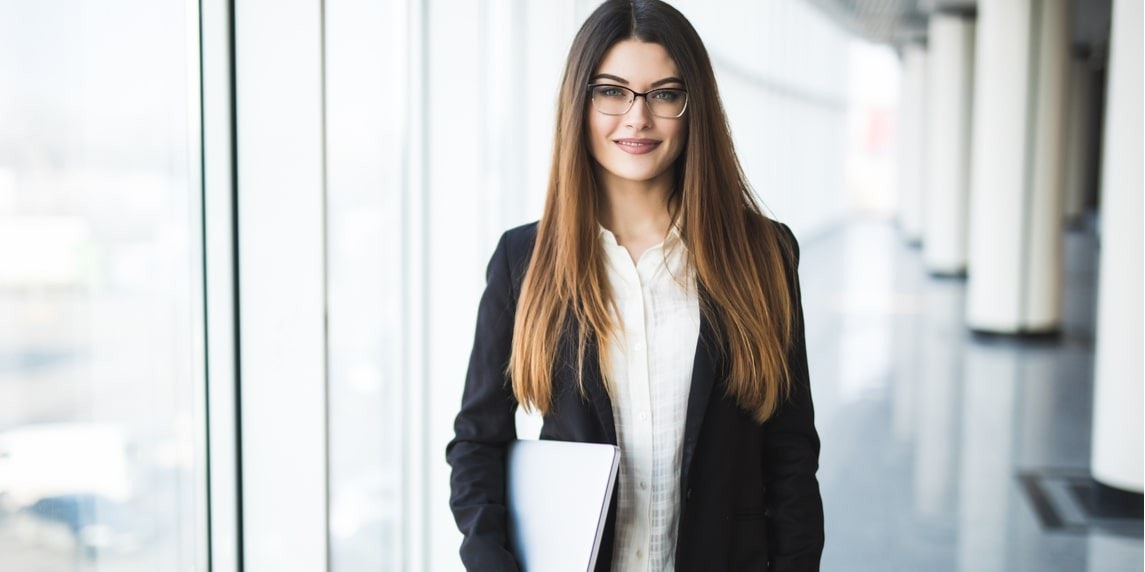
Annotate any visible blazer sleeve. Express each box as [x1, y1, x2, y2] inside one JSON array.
[[445, 232, 522, 571], [763, 223, 826, 571]]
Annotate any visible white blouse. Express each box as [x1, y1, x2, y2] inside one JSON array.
[[599, 225, 701, 572]]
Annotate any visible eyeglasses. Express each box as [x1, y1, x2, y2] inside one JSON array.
[[587, 84, 689, 119]]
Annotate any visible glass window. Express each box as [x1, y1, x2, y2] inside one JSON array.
[[323, 1, 582, 568], [0, 2, 206, 571], [325, 0, 406, 568]]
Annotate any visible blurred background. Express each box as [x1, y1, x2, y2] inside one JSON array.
[[0, 0, 1140, 571]]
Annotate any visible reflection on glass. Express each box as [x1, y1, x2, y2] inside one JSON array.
[[325, 0, 405, 568], [1087, 533, 1143, 572], [912, 278, 964, 520], [956, 342, 1018, 572], [891, 245, 923, 444], [0, 1, 204, 570], [836, 223, 895, 402]]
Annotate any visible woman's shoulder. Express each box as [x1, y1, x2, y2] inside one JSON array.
[[762, 216, 796, 241], [500, 220, 539, 249], [485, 222, 540, 296], [495, 221, 540, 266], [748, 213, 800, 266]]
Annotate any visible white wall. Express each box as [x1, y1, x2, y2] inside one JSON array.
[[675, 0, 851, 238]]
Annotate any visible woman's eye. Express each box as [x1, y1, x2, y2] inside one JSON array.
[[652, 90, 680, 102], [598, 87, 626, 98]]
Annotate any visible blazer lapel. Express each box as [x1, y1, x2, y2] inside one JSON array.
[[567, 299, 719, 454], [560, 316, 618, 444], [680, 309, 719, 491], [583, 337, 618, 445]]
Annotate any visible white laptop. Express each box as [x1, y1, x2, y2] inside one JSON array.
[[505, 439, 621, 572]]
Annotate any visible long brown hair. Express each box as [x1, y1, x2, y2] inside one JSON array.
[[510, 0, 797, 423]]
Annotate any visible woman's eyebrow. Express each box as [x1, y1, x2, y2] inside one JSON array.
[[589, 74, 684, 87], [650, 76, 684, 87], [591, 73, 629, 84]]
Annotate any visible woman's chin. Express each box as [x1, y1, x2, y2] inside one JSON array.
[[598, 164, 671, 186]]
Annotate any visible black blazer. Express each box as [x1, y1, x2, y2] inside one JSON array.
[[446, 221, 824, 571]]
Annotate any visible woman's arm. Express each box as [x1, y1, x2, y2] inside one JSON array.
[[446, 231, 522, 571], [763, 223, 825, 570]]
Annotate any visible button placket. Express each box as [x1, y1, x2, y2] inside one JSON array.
[[629, 261, 656, 562], [599, 229, 699, 572]]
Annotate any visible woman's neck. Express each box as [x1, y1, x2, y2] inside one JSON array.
[[598, 175, 674, 264]]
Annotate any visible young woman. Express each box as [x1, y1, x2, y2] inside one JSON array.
[[446, 1, 824, 570]]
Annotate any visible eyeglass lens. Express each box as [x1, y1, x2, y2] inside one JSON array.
[[590, 85, 687, 118]]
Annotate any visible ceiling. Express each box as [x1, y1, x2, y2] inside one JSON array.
[[806, 0, 1112, 51]]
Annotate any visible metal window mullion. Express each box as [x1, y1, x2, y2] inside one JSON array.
[[399, 0, 430, 568], [200, 0, 241, 570]]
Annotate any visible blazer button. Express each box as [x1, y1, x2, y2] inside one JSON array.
[[686, 488, 693, 501]]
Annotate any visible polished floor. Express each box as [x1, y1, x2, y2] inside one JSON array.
[[801, 218, 1143, 572]]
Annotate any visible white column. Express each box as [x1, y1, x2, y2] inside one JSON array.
[[898, 43, 928, 245], [1091, 0, 1143, 495], [1023, 0, 1070, 330], [966, 0, 1031, 331], [1062, 54, 1093, 225], [924, 13, 976, 275], [966, 0, 1069, 333]]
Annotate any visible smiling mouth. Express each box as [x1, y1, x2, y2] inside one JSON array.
[[614, 138, 661, 155]]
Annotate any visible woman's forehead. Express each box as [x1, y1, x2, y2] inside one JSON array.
[[594, 40, 680, 85]]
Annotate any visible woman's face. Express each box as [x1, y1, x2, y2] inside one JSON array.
[[587, 40, 687, 191]]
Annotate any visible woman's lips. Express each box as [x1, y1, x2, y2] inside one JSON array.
[[614, 138, 661, 155]]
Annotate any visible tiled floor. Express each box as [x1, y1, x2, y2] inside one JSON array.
[[801, 218, 1143, 572]]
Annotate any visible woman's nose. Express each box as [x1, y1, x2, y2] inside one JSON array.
[[624, 95, 654, 127]]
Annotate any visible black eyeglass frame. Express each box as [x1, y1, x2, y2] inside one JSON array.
[[586, 83, 689, 119]]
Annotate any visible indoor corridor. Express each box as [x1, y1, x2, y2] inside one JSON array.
[[1, 0, 1141, 570], [802, 218, 1142, 571]]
